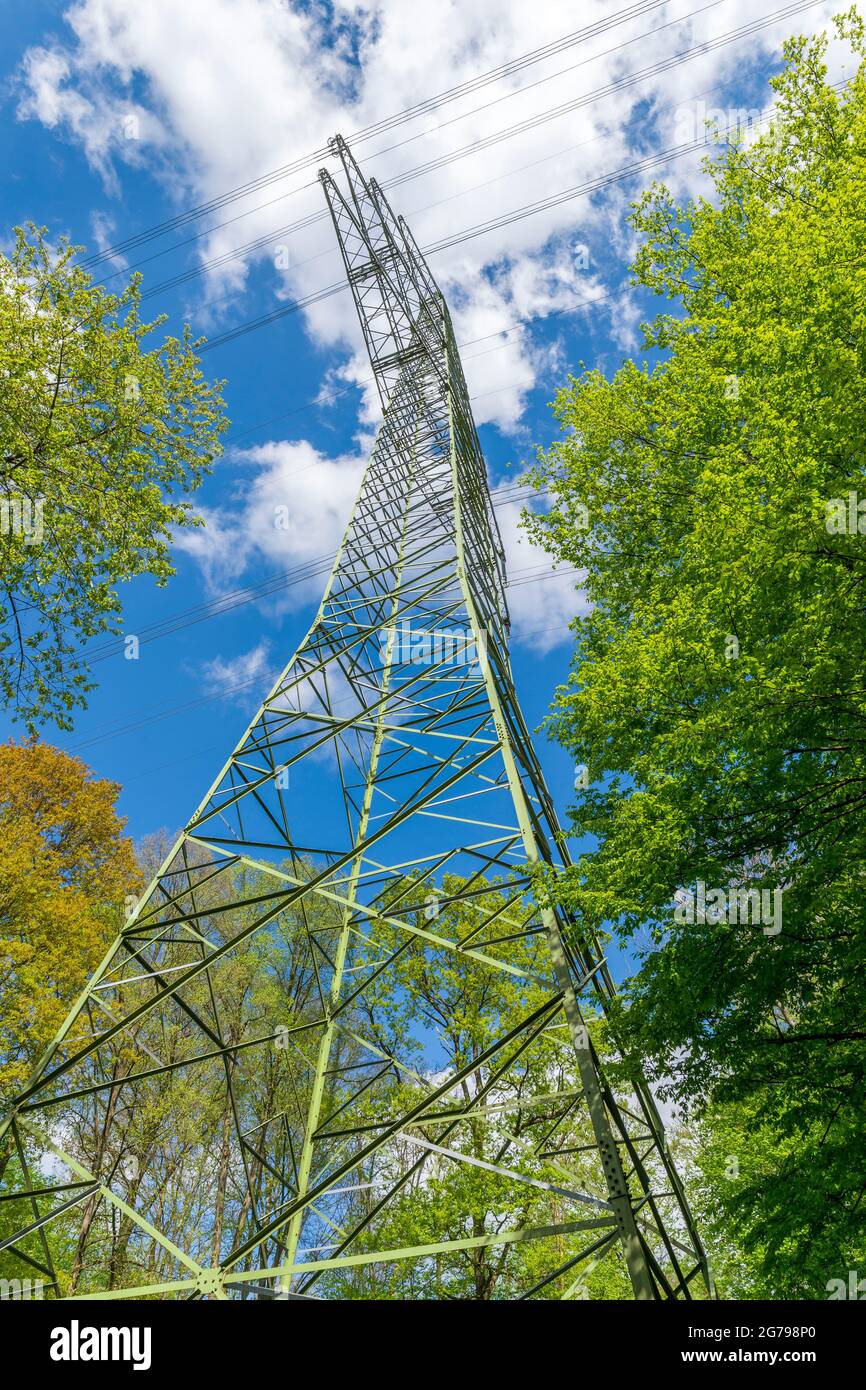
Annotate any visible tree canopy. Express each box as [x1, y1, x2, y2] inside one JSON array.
[[525, 12, 866, 1295], [0, 738, 139, 1105], [0, 225, 227, 730]]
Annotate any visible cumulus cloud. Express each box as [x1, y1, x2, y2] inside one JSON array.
[[17, 0, 846, 424], [18, 42, 166, 191], [15, 0, 852, 655], [199, 639, 274, 697], [173, 437, 366, 600]]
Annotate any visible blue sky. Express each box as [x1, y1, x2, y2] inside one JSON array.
[[0, 0, 853, 977]]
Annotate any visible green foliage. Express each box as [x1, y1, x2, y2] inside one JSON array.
[[525, 13, 866, 1293], [0, 224, 228, 730], [683, 1097, 865, 1300]]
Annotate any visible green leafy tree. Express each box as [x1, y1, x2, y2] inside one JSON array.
[[0, 224, 228, 729], [683, 1097, 863, 1299], [525, 12, 866, 1295]]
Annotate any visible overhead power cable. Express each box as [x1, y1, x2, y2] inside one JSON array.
[[69, 561, 582, 754], [91, 0, 816, 281], [101, 0, 759, 290], [80, 0, 673, 269], [130, 18, 749, 304], [85, 480, 545, 666], [190, 127, 709, 355]]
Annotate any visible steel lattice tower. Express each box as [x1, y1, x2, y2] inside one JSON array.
[[0, 137, 712, 1301]]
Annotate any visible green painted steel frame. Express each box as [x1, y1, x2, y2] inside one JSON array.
[[0, 135, 713, 1302]]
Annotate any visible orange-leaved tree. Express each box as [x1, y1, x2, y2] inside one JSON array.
[[0, 738, 140, 1104]]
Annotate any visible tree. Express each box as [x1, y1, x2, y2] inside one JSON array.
[[525, 12, 866, 1294], [0, 738, 139, 1105], [0, 225, 228, 729]]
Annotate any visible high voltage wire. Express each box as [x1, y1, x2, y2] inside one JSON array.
[[189, 131, 719, 355], [132, 34, 741, 306], [157, 64, 849, 450], [69, 560, 582, 754], [192, 33, 820, 361], [73, 0, 824, 364], [358, 0, 731, 168], [372, 0, 817, 193], [75, 73, 795, 376], [81, 0, 673, 269], [104, 0, 748, 294], [193, 153, 672, 355], [191, 12, 820, 353], [92, 0, 816, 290], [332, 0, 670, 145], [85, 480, 546, 666]]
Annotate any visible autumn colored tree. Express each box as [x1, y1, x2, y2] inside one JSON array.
[[0, 738, 139, 1105]]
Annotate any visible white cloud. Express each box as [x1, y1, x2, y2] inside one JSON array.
[[88, 208, 128, 270], [494, 485, 588, 653], [17, 0, 848, 430], [173, 437, 366, 600], [18, 43, 166, 192], [199, 639, 273, 696], [607, 286, 643, 355]]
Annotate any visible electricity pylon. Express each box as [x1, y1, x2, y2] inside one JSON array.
[[0, 136, 712, 1301]]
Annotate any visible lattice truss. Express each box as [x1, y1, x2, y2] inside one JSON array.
[[0, 137, 712, 1302]]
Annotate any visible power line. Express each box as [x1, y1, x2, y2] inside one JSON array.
[[111, 0, 708, 291], [69, 561, 582, 754], [111, 0, 748, 298], [94, 0, 815, 290], [192, 6, 820, 359], [71, 0, 823, 374], [85, 479, 546, 665], [359, 0, 730, 168], [81, 0, 673, 269], [131, 34, 726, 306], [191, 132, 698, 355], [149, 67, 849, 452]]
